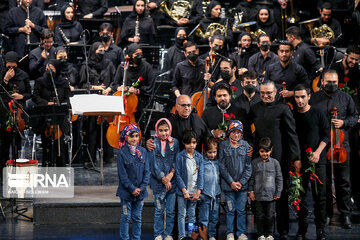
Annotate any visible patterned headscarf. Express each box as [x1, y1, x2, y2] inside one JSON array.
[[155, 118, 175, 157], [119, 124, 142, 160]]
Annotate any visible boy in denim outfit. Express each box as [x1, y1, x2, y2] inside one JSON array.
[[219, 120, 252, 240], [149, 118, 180, 240]]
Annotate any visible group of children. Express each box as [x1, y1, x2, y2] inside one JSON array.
[[116, 119, 283, 240]]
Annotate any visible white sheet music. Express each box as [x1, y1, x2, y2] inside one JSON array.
[[70, 94, 125, 115]]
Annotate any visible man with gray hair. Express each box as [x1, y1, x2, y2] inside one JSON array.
[[249, 81, 301, 240]]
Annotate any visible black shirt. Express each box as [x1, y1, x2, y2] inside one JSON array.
[[77, 0, 108, 18], [265, 61, 309, 90], [291, 41, 320, 78], [172, 59, 205, 97], [234, 92, 261, 115], [330, 60, 360, 91], [54, 21, 83, 46], [29, 46, 56, 80], [104, 43, 124, 69], [248, 51, 279, 78], [230, 47, 258, 71], [293, 107, 330, 165]]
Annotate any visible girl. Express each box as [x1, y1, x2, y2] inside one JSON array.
[[149, 118, 180, 240], [219, 120, 252, 240], [175, 130, 204, 239], [116, 124, 150, 240], [255, 7, 280, 42], [199, 138, 221, 240]]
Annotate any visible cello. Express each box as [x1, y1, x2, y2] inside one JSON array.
[[326, 107, 347, 163], [106, 56, 141, 149], [191, 56, 211, 117]]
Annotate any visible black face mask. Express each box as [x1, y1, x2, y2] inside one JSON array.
[[96, 51, 105, 61], [213, 46, 223, 53], [220, 70, 232, 81], [323, 83, 338, 94], [260, 42, 270, 51], [244, 84, 256, 94], [187, 52, 198, 63], [133, 54, 143, 64], [176, 36, 186, 47], [101, 34, 111, 43]]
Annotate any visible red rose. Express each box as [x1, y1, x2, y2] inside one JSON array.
[[292, 201, 297, 206], [306, 148, 312, 154], [297, 199, 301, 203], [231, 86, 238, 92], [344, 77, 349, 82], [224, 113, 230, 119], [138, 76, 143, 82], [230, 113, 235, 119], [6, 127, 11, 132], [339, 83, 345, 88], [289, 171, 295, 176], [296, 206, 300, 211]]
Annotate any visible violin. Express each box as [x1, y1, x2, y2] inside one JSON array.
[[45, 97, 63, 140], [191, 57, 211, 117], [281, 81, 293, 110], [106, 56, 142, 149], [326, 107, 347, 163], [8, 84, 25, 131]]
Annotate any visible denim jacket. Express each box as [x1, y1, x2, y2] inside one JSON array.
[[116, 145, 150, 201], [219, 139, 252, 192], [149, 137, 180, 194], [175, 150, 204, 196], [202, 157, 221, 199]]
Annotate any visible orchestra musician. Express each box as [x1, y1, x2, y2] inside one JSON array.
[[55, 46, 79, 91], [234, 0, 258, 23], [77, 0, 108, 19], [255, 6, 280, 42]]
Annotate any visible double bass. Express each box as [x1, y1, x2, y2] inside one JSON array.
[[106, 56, 141, 149], [326, 107, 347, 163]]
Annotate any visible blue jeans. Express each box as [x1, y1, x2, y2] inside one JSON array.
[[120, 199, 144, 240], [224, 190, 248, 236], [177, 195, 197, 238], [199, 194, 220, 238], [154, 191, 176, 237]]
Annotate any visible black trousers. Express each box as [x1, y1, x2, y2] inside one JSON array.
[[255, 200, 276, 237], [326, 160, 352, 217], [276, 162, 290, 236], [298, 163, 327, 234]]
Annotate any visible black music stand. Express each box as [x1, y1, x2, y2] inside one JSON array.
[[28, 104, 68, 167]]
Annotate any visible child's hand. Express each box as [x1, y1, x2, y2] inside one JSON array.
[[184, 192, 190, 199], [230, 182, 242, 191], [247, 145, 253, 157], [132, 188, 141, 196], [249, 192, 255, 201], [165, 182, 172, 191], [191, 190, 201, 201], [274, 196, 280, 200], [162, 176, 169, 185]]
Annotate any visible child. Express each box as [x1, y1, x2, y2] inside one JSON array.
[[149, 118, 180, 240], [116, 124, 150, 240], [219, 120, 252, 240], [249, 137, 283, 240], [199, 138, 221, 240], [175, 130, 204, 239]]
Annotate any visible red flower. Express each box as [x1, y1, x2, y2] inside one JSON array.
[[344, 77, 349, 82], [230, 113, 235, 119], [231, 86, 238, 92], [339, 83, 345, 88], [297, 199, 301, 203], [306, 148, 312, 154], [292, 201, 297, 206], [224, 113, 230, 119], [296, 206, 300, 211], [138, 76, 143, 82], [6, 127, 11, 132], [289, 171, 295, 176]]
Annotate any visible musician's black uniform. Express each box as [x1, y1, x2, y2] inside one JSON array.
[[54, 5, 83, 46]]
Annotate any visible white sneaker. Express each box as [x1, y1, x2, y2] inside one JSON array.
[[209, 237, 216, 240], [164, 236, 173, 240], [257, 236, 266, 240], [265, 236, 274, 240], [155, 236, 163, 240], [238, 234, 248, 240], [227, 233, 235, 240]]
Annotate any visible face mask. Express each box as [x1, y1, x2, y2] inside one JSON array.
[[187, 52, 198, 63], [323, 83, 338, 94], [176, 36, 186, 47], [101, 34, 111, 43], [133, 54, 143, 64], [220, 70, 232, 81], [213, 46, 222, 53], [260, 42, 270, 51], [244, 84, 256, 94], [96, 51, 105, 61]]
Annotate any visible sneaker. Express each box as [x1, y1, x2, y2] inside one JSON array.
[[238, 234, 248, 240], [209, 237, 216, 240], [164, 236, 173, 240], [258, 236, 266, 240], [227, 233, 235, 240], [155, 236, 163, 240], [265, 236, 274, 240]]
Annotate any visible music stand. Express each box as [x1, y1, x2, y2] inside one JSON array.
[[70, 94, 124, 184], [28, 104, 68, 167]]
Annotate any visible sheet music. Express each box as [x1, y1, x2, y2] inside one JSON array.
[[70, 94, 125, 115]]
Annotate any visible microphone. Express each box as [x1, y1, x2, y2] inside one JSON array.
[[331, 46, 347, 55], [48, 3, 57, 8], [213, 51, 231, 61], [158, 70, 171, 77]]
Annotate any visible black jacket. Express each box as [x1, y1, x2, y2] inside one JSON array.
[[29, 46, 56, 80], [291, 41, 320, 78]]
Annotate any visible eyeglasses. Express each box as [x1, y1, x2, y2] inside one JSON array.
[[178, 103, 191, 108], [260, 91, 274, 95]]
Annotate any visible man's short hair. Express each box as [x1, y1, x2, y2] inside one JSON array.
[[184, 41, 197, 51], [99, 22, 114, 32], [294, 84, 310, 95], [286, 26, 301, 40], [221, 58, 236, 68], [346, 45, 360, 55], [210, 34, 225, 44], [278, 40, 293, 50], [176, 95, 191, 105], [257, 33, 270, 43], [242, 71, 257, 81], [321, 2, 332, 10], [41, 29, 54, 39], [321, 69, 338, 80], [214, 82, 232, 96], [260, 80, 276, 89]]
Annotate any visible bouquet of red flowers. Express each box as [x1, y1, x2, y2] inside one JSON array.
[[338, 77, 354, 95], [231, 86, 238, 99], [289, 168, 304, 211], [305, 147, 323, 195]]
